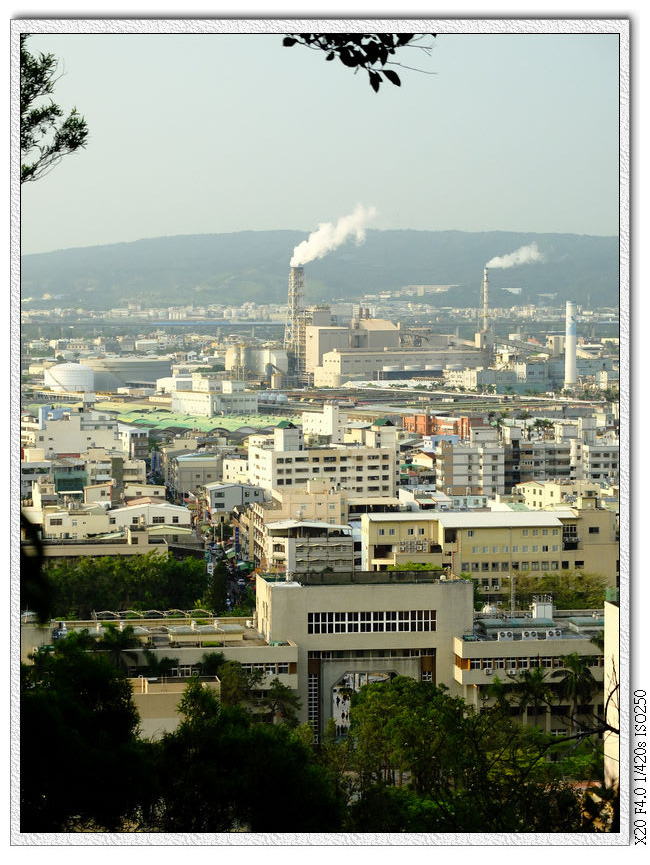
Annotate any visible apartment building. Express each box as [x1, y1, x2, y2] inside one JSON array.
[[167, 451, 232, 501], [569, 440, 620, 483], [515, 440, 574, 483], [106, 501, 192, 532], [21, 407, 121, 457], [515, 480, 602, 510], [262, 519, 355, 575], [301, 403, 348, 444], [434, 439, 505, 497], [360, 508, 619, 584], [247, 423, 398, 497], [41, 503, 111, 540], [201, 481, 265, 517], [117, 423, 149, 460]]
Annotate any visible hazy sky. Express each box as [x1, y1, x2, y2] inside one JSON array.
[[19, 23, 622, 255]]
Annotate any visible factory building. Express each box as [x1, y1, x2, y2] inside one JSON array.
[[84, 356, 173, 392], [314, 347, 485, 388]]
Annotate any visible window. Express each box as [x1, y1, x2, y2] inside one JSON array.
[[589, 526, 600, 534], [467, 530, 474, 537]]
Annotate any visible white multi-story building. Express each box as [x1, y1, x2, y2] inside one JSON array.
[[106, 501, 192, 531], [202, 481, 265, 517], [21, 407, 121, 457], [170, 377, 258, 417], [247, 423, 398, 497], [434, 439, 505, 497], [570, 440, 620, 483]]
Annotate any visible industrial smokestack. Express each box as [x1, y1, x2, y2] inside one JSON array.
[[284, 265, 306, 376], [481, 267, 489, 333], [564, 301, 577, 388]]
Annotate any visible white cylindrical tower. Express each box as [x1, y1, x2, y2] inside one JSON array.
[[564, 301, 577, 388], [481, 267, 489, 332]]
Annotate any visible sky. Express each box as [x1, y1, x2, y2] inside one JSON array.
[[17, 20, 623, 256]]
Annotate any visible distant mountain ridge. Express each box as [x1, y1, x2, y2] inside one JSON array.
[[21, 229, 619, 311]]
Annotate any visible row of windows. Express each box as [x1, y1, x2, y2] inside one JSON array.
[[471, 545, 559, 554], [307, 610, 436, 634], [239, 662, 290, 675], [459, 655, 603, 671], [462, 561, 567, 572]]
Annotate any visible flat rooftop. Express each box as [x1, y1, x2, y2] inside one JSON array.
[[364, 510, 576, 527]]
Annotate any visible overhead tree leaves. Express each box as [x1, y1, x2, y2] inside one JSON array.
[[282, 33, 432, 91]]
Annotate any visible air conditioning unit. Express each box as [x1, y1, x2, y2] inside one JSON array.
[[546, 629, 557, 638], [497, 630, 514, 640], [553, 628, 562, 637], [485, 669, 493, 675], [521, 629, 538, 639]]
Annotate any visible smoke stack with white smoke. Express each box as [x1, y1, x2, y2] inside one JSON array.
[[290, 204, 377, 267], [486, 242, 544, 269]]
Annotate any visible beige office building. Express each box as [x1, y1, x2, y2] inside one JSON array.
[[361, 509, 619, 585], [255, 571, 474, 741]]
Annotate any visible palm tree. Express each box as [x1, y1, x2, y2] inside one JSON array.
[[97, 623, 141, 673], [551, 653, 598, 736], [516, 666, 552, 730], [142, 649, 179, 678]]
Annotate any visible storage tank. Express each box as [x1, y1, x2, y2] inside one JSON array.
[[43, 362, 94, 393]]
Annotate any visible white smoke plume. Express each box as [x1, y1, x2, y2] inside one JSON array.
[[290, 204, 377, 267], [486, 242, 544, 269]]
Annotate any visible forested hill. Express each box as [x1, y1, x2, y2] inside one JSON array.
[[21, 229, 619, 311]]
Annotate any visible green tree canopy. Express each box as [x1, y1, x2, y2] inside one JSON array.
[[21, 643, 149, 832], [20, 34, 88, 183]]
